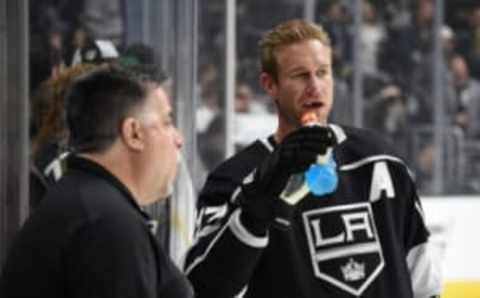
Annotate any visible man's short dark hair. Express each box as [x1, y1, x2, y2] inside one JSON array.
[[65, 67, 150, 153]]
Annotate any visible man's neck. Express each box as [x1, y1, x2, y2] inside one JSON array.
[[79, 151, 144, 206]]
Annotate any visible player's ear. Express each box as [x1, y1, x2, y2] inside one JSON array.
[[260, 72, 278, 98], [120, 117, 145, 151]]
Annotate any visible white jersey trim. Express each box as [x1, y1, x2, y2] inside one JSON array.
[[234, 285, 248, 298], [43, 151, 70, 181], [229, 209, 269, 248], [329, 123, 347, 144], [407, 242, 443, 298], [185, 217, 231, 275], [259, 137, 274, 152], [339, 155, 406, 171], [185, 209, 268, 276]]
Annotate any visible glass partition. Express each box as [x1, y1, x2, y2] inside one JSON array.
[[196, 0, 228, 179], [15, 0, 197, 264], [0, 0, 29, 265], [314, 0, 480, 195], [2, 0, 480, 270], [197, 0, 480, 196], [196, 0, 305, 182], [233, 0, 304, 152]]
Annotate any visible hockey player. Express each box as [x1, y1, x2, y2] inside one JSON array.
[[184, 19, 442, 298]]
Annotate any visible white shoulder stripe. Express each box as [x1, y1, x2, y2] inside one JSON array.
[[185, 218, 231, 275], [329, 123, 347, 144], [259, 137, 274, 152], [229, 209, 269, 248], [230, 186, 242, 203], [339, 155, 405, 171], [235, 285, 248, 297], [415, 201, 426, 223], [184, 209, 268, 276]]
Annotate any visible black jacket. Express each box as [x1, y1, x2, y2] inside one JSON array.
[[1, 155, 193, 298]]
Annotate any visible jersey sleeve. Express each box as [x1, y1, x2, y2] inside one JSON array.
[[183, 169, 268, 298], [403, 173, 442, 298]]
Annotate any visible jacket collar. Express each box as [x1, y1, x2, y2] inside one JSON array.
[[67, 155, 152, 221]]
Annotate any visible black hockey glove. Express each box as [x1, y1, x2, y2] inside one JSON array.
[[239, 125, 336, 235]]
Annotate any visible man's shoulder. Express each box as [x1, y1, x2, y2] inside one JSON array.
[[199, 138, 271, 205], [213, 138, 271, 178], [45, 168, 138, 222], [334, 124, 405, 164]]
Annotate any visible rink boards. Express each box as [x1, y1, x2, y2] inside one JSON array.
[[423, 197, 480, 297]]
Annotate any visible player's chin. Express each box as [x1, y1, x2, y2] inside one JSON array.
[[317, 105, 332, 121], [299, 108, 328, 124], [153, 185, 173, 203]]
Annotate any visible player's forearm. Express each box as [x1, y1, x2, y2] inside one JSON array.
[[185, 212, 265, 297]]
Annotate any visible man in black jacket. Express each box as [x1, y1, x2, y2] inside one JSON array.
[[0, 67, 193, 298], [184, 19, 442, 297]]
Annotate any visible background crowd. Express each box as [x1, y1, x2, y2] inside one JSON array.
[[29, 0, 480, 199]]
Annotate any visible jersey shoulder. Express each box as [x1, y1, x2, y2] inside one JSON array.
[[199, 138, 271, 206], [336, 125, 403, 163]]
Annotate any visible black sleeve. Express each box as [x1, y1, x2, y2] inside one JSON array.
[[400, 167, 442, 298], [183, 170, 269, 298], [64, 216, 159, 298]]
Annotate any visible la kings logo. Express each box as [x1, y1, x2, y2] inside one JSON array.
[[303, 203, 384, 296]]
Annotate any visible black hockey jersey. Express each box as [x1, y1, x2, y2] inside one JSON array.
[[30, 142, 70, 209], [184, 124, 441, 298]]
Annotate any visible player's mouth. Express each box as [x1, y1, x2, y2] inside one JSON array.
[[302, 100, 324, 110]]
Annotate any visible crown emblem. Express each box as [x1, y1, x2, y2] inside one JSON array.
[[341, 258, 365, 282]]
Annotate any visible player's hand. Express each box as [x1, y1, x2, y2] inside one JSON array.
[[239, 126, 336, 235]]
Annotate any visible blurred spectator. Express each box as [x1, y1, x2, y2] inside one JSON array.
[[320, 1, 352, 78], [30, 63, 98, 210], [29, 0, 85, 92], [82, 0, 125, 46], [122, 43, 156, 65], [233, 82, 276, 149], [379, 0, 437, 89], [65, 26, 91, 66], [197, 112, 224, 171], [196, 82, 222, 172], [30, 26, 67, 93], [328, 75, 352, 125], [408, 25, 457, 125], [71, 39, 120, 66], [234, 82, 269, 114], [48, 27, 67, 79], [358, 0, 386, 78], [196, 63, 221, 134], [456, 6, 480, 80], [196, 86, 220, 134], [365, 79, 405, 130], [449, 54, 480, 138], [235, 83, 254, 114]]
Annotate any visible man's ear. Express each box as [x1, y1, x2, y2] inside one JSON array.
[[259, 72, 277, 98], [120, 117, 144, 151]]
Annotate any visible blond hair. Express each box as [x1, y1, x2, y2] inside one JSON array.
[[259, 19, 331, 81]]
